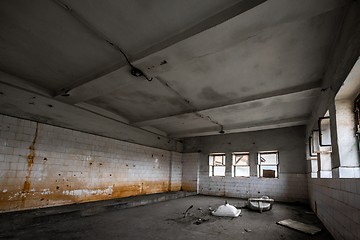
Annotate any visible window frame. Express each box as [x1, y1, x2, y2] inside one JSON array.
[[208, 153, 226, 177], [231, 152, 250, 177], [257, 151, 279, 178], [318, 116, 331, 147], [312, 130, 321, 153], [308, 136, 317, 157]]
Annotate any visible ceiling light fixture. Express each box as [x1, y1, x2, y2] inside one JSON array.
[[113, 43, 153, 81]]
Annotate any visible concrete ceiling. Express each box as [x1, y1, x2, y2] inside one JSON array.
[[0, 0, 352, 146]]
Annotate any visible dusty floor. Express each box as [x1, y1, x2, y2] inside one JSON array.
[[0, 195, 333, 240]]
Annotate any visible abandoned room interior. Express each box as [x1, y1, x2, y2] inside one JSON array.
[[0, 0, 360, 239]]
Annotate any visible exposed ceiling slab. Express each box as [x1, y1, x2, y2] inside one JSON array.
[[86, 78, 192, 122], [0, 0, 121, 92], [0, 0, 354, 145], [59, 0, 266, 56]]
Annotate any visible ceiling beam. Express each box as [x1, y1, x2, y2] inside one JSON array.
[[75, 102, 130, 124], [169, 116, 309, 138], [132, 81, 321, 127]]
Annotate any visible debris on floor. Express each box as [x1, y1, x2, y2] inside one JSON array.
[[197, 207, 205, 214], [244, 228, 252, 232], [248, 196, 274, 213], [211, 201, 241, 217], [183, 205, 193, 218], [193, 218, 209, 225], [277, 219, 322, 235]]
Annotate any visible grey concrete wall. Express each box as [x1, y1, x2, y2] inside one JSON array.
[[183, 126, 309, 202]]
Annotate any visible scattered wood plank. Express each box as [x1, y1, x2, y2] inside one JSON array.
[[277, 219, 321, 235]]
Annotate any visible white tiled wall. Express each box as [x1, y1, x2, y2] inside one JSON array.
[[308, 178, 360, 240], [0, 114, 182, 212], [170, 151, 182, 191], [181, 150, 308, 202], [181, 153, 200, 192], [199, 173, 308, 202]]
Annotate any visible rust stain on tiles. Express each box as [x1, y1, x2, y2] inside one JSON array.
[[21, 122, 39, 207], [0, 179, 180, 212], [22, 181, 31, 192], [112, 181, 170, 198], [181, 183, 197, 192], [170, 184, 182, 191]]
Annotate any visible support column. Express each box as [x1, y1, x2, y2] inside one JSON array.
[[225, 152, 232, 177], [249, 152, 258, 177], [318, 153, 332, 178], [332, 100, 360, 178], [311, 159, 318, 178]]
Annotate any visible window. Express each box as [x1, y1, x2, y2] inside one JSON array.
[[257, 151, 278, 178], [232, 152, 250, 177], [209, 154, 226, 176]]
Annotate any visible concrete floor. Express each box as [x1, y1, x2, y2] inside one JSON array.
[[0, 194, 333, 240]]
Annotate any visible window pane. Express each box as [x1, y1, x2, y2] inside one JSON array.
[[259, 153, 277, 165], [209, 156, 214, 166], [234, 166, 250, 177], [260, 165, 277, 178], [214, 155, 224, 165], [213, 166, 225, 176], [233, 154, 249, 166], [209, 154, 226, 176]]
